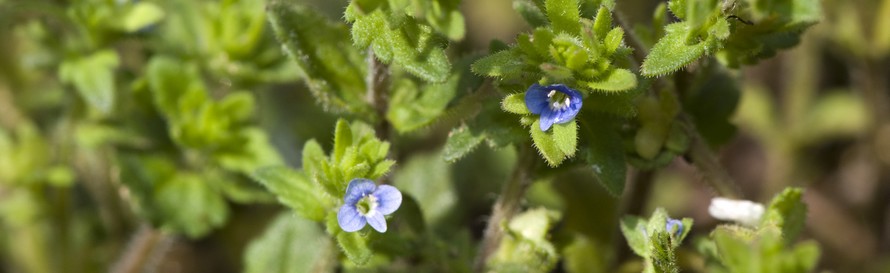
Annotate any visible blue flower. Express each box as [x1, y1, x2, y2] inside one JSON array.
[[337, 178, 402, 233], [666, 218, 683, 237], [524, 83, 583, 131]]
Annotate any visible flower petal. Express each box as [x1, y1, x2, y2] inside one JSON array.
[[344, 178, 377, 205], [524, 84, 550, 115], [372, 185, 403, 215], [365, 210, 387, 232], [539, 110, 557, 131], [338, 205, 367, 232], [665, 218, 683, 236], [552, 85, 582, 125]]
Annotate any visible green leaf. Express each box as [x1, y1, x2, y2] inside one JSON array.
[[302, 139, 327, 176], [586, 68, 637, 92], [333, 119, 353, 163], [443, 125, 485, 162], [532, 120, 566, 167], [545, 0, 581, 34], [244, 213, 333, 273], [117, 2, 165, 33], [620, 216, 649, 257], [387, 55, 471, 132], [252, 167, 334, 221], [592, 6, 613, 39], [501, 93, 530, 114], [267, 1, 369, 114], [145, 56, 204, 117], [761, 187, 807, 243], [515, 0, 549, 28], [393, 151, 456, 226], [348, 9, 451, 82], [326, 213, 373, 265], [59, 50, 119, 114], [155, 173, 228, 238], [641, 23, 708, 77], [471, 49, 524, 78], [552, 120, 578, 158], [584, 123, 626, 196], [603, 27, 624, 55], [488, 208, 561, 272]]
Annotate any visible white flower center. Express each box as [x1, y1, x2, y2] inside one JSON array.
[[356, 194, 378, 216], [547, 90, 571, 110]]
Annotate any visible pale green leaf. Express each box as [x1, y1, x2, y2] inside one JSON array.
[[471, 50, 524, 78], [761, 187, 807, 243], [267, 1, 369, 113], [59, 50, 119, 114], [443, 125, 485, 162], [117, 2, 165, 32], [620, 216, 649, 257], [501, 93, 531, 114], [244, 213, 333, 273], [252, 167, 334, 221], [641, 23, 708, 77], [552, 120, 578, 156], [393, 151, 456, 225], [545, 0, 581, 34], [586, 68, 637, 92]]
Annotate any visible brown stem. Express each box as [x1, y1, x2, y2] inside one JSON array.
[[473, 145, 535, 272], [110, 225, 175, 273]]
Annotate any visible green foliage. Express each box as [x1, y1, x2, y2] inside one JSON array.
[[387, 57, 482, 133], [117, 2, 165, 33], [471, 2, 641, 167], [644, 0, 821, 76], [146, 56, 281, 174], [326, 213, 374, 266], [267, 1, 369, 114], [345, 1, 452, 82], [305, 120, 394, 196], [58, 49, 119, 114], [252, 167, 336, 221], [707, 226, 820, 273], [620, 208, 693, 273], [582, 118, 626, 196], [487, 208, 561, 272], [392, 151, 456, 226], [397, 0, 466, 41], [682, 62, 740, 147], [761, 187, 807, 243], [244, 214, 333, 273], [118, 155, 229, 238], [531, 120, 578, 166]]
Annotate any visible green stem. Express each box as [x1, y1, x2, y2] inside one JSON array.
[[473, 144, 535, 272]]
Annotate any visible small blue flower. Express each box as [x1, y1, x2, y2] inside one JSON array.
[[337, 178, 403, 233], [524, 83, 583, 131], [666, 218, 683, 237]]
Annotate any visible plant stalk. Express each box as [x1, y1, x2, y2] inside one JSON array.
[[473, 144, 535, 272], [366, 48, 391, 141]]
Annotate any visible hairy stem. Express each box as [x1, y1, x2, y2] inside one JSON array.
[[110, 225, 175, 273], [366, 48, 391, 140], [680, 115, 741, 198], [474, 145, 535, 272]]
